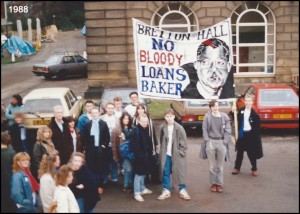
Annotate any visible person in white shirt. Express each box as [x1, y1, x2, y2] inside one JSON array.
[[53, 165, 79, 213], [124, 92, 139, 118], [157, 109, 191, 201], [232, 94, 263, 176], [100, 102, 118, 135], [113, 97, 124, 120]]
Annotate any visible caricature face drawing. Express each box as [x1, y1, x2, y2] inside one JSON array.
[[196, 45, 229, 91], [190, 38, 230, 98]]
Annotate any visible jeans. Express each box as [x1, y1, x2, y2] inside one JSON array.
[[77, 198, 94, 213], [122, 158, 133, 188], [162, 155, 187, 191], [134, 174, 145, 195], [206, 139, 226, 186], [110, 160, 119, 182]]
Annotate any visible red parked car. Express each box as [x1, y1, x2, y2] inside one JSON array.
[[237, 84, 299, 129]]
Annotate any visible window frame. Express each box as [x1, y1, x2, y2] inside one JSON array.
[[231, 2, 276, 77], [151, 3, 199, 32]]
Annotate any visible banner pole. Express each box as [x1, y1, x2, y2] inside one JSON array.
[[233, 99, 238, 142]]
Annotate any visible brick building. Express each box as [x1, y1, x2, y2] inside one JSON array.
[[84, 1, 299, 98]]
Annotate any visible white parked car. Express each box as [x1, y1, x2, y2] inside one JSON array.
[[22, 87, 83, 129]]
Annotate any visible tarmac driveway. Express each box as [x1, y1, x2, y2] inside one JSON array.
[[93, 122, 299, 213]]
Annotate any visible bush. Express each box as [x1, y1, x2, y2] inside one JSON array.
[[69, 10, 85, 29], [55, 16, 76, 31]]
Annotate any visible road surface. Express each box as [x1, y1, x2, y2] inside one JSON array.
[[1, 29, 88, 106]]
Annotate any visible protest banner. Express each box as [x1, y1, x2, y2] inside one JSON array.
[[132, 18, 235, 101]]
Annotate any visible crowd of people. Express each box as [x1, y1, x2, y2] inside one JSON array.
[[1, 92, 263, 213]]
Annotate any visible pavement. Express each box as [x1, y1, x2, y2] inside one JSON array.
[[92, 120, 299, 213]]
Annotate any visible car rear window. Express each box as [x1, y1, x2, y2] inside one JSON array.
[[23, 99, 62, 113], [259, 89, 299, 107], [45, 55, 61, 64], [102, 90, 134, 105]]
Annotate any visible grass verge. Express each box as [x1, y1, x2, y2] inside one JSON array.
[[1, 55, 24, 64], [147, 99, 172, 119]]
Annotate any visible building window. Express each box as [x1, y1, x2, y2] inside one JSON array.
[[231, 2, 275, 76], [151, 3, 198, 32]]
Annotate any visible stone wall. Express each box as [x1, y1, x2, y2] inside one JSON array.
[[84, 1, 299, 94]]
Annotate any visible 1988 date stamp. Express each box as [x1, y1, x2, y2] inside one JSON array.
[[8, 5, 29, 13]]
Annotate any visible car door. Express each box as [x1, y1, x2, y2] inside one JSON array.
[[74, 55, 87, 76], [62, 56, 77, 76]]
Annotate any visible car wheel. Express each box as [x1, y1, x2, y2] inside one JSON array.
[[57, 71, 66, 80], [44, 74, 52, 80]]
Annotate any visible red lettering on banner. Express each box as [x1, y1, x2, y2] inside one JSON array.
[[139, 50, 183, 66], [140, 50, 146, 62], [154, 52, 159, 64]]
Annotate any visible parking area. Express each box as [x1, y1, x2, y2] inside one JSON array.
[[92, 122, 299, 213]]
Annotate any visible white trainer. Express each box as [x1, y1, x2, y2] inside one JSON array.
[[134, 194, 144, 202], [179, 189, 191, 200], [141, 188, 153, 195], [157, 189, 171, 200]]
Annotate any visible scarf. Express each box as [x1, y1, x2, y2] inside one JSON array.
[[22, 168, 40, 193], [42, 140, 55, 154], [91, 119, 100, 147]]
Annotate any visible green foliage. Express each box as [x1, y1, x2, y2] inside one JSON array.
[[55, 16, 76, 31], [148, 100, 172, 119], [69, 10, 85, 28], [21, 17, 29, 31]]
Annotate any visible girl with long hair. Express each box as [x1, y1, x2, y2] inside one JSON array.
[[111, 111, 134, 192], [53, 165, 79, 213], [132, 103, 159, 184], [32, 125, 55, 180], [11, 152, 40, 213], [38, 150, 60, 213]]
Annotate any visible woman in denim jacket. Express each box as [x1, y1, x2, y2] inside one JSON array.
[[11, 152, 40, 213]]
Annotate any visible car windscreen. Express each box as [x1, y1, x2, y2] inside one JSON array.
[[187, 100, 229, 107], [102, 90, 132, 105], [259, 89, 299, 107], [45, 55, 61, 64], [23, 99, 62, 113]]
